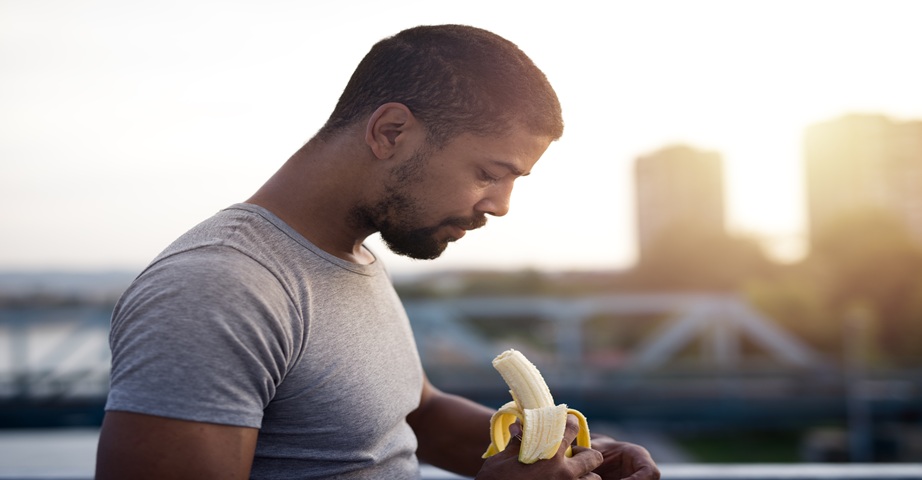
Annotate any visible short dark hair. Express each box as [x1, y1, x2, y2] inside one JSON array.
[[317, 24, 563, 147]]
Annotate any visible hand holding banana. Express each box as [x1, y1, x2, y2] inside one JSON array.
[[473, 348, 660, 479], [482, 349, 592, 463]]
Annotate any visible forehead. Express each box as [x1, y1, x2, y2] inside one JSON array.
[[439, 127, 553, 174]]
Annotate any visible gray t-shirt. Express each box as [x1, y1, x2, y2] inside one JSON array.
[[106, 203, 425, 479]]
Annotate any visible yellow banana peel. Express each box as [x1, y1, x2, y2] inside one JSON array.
[[482, 349, 591, 464]]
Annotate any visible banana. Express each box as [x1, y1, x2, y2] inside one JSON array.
[[481, 349, 591, 464]]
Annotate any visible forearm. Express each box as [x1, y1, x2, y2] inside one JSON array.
[[408, 388, 495, 476]]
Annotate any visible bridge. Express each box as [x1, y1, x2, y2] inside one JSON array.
[[2, 293, 834, 400], [1, 295, 920, 462], [405, 293, 828, 372], [404, 294, 920, 453]]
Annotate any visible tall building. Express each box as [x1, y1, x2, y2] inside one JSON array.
[[804, 114, 922, 247], [634, 145, 726, 261]]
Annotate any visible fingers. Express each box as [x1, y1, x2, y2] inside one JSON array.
[[569, 445, 603, 471], [555, 414, 602, 476], [481, 417, 603, 480], [588, 438, 662, 480], [619, 444, 660, 480], [620, 466, 662, 480], [493, 421, 521, 460], [558, 414, 581, 454], [508, 421, 522, 440]]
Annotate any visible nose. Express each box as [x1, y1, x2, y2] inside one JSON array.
[[474, 182, 513, 217]]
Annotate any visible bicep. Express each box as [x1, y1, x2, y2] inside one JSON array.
[[95, 411, 259, 480]]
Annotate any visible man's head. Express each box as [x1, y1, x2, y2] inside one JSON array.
[[329, 25, 561, 260], [349, 143, 487, 260], [317, 24, 563, 148], [351, 120, 552, 260]]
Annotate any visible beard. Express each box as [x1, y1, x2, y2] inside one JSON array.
[[350, 149, 487, 260], [378, 208, 488, 260]]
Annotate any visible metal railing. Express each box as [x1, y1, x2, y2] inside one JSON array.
[[4, 464, 921, 480], [418, 464, 922, 479]]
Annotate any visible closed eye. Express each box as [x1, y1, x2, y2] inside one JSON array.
[[478, 169, 501, 184]]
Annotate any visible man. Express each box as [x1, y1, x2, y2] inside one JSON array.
[[96, 24, 660, 480]]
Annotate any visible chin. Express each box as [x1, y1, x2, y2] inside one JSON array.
[[385, 240, 448, 260]]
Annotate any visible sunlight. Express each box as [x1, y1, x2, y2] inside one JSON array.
[[2, 0, 922, 272]]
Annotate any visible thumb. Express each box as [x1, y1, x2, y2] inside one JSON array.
[[503, 422, 523, 456]]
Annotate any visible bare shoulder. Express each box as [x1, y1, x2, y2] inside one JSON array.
[[96, 411, 259, 480]]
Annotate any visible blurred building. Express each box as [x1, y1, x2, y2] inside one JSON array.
[[804, 114, 922, 247], [634, 145, 726, 261]]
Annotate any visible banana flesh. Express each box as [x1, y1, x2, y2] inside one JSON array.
[[482, 349, 591, 464]]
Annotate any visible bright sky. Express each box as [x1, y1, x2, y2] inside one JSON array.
[[3, 0, 922, 275]]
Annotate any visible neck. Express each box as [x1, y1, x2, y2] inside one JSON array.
[[246, 135, 377, 265]]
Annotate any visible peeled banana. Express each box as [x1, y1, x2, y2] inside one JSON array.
[[482, 349, 591, 464]]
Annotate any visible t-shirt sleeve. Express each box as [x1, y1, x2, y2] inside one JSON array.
[[105, 246, 301, 428]]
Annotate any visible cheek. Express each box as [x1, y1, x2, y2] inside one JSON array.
[[412, 168, 484, 215], [440, 186, 483, 212], [420, 177, 477, 205]]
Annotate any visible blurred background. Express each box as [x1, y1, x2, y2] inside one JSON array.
[[2, 0, 921, 477]]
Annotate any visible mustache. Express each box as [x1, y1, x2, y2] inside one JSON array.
[[443, 214, 488, 231]]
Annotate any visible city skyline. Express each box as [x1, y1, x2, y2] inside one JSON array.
[[805, 114, 922, 248], [3, 0, 922, 275], [634, 144, 725, 261], [634, 113, 922, 265]]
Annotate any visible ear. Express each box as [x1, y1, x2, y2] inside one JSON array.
[[364, 103, 419, 160]]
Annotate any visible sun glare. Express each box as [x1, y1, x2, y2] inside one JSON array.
[[2, 0, 922, 272]]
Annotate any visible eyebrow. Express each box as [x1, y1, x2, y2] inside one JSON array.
[[491, 160, 530, 177]]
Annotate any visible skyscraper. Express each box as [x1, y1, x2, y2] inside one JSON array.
[[634, 145, 726, 261], [804, 114, 922, 247]]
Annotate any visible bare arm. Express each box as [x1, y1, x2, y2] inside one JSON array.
[[95, 411, 259, 480], [406, 376, 495, 476], [408, 378, 604, 479], [407, 376, 660, 480], [406, 376, 605, 480]]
